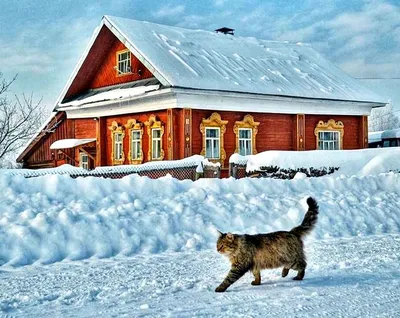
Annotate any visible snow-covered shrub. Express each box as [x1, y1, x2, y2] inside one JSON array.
[[248, 165, 339, 179]]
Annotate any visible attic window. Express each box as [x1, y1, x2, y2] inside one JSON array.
[[116, 49, 131, 75]]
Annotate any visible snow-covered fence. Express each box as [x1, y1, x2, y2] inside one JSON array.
[[229, 156, 248, 179], [2, 156, 221, 181]]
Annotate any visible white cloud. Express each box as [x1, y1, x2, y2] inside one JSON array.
[[153, 5, 185, 18]]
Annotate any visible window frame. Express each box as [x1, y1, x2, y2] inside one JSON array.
[[233, 115, 259, 156], [151, 128, 162, 160], [205, 127, 221, 159], [108, 121, 125, 165], [125, 119, 143, 165], [200, 112, 228, 167], [79, 152, 89, 170], [317, 130, 340, 150], [238, 128, 252, 156], [116, 49, 132, 76], [145, 114, 165, 161], [314, 119, 344, 150]]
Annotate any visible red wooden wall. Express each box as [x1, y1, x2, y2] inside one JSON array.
[[103, 110, 168, 166], [89, 40, 153, 89], [191, 110, 296, 168], [305, 115, 363, 150], [20, 112, 75, 168], [20, 110, 366, 171], [64, 25, 153, 100]]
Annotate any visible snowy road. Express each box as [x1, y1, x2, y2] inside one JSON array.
[[1, 234, 399, 317]]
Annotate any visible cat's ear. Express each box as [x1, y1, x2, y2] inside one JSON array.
[[226, 232, 234, 241], [217, 230, 223, 237]]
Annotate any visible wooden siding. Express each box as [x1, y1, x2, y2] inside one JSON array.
[[104, 110, 168, 166], [305, 115, 363, 150], [64, 25, 153, 100], [19, 110, 367, 171], [89, 40, 153, 89], [22, 113, 75, 168], [74, 118, 97, 139], [191, 110, 296, 168]]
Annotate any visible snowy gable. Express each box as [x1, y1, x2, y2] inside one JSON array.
[[105, 15, 385, 104]]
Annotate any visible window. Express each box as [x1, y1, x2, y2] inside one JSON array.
[[233, 114, 259, 156], [152, 128, 162, 160], [145, 115, 165, 161], [114, 132, 123, 160], [314, 119, 344, 150], [383, 139, 399, 147], [205, 127, 220, 159], [108, 121, 125, 165], [317, 131, 340, 150], [200, 113, 228, 167], [79, 152, 89, 170], [131, 130, 142, 160], [116, 50, 131, 75], [125, 119, 143, 164], [238, 128, 252, 155]]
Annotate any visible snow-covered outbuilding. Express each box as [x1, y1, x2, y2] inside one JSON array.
[[17, 16, 386, 175]]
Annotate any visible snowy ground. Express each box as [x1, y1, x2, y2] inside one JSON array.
[[1, 234, 399, 317], [1, 164, 400, 316]]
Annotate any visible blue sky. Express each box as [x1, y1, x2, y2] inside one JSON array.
[[0, 0, 399, 114]]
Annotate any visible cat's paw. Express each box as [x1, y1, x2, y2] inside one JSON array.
[[215, 286, 227, 292], [251, 280, 261, 286], [282, 268, 289, 277]]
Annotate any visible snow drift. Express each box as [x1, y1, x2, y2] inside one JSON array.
[[0, 171, 400, 267], [231, 148, 400, 177]]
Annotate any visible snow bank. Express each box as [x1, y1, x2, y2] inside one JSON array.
[[242, 148, 400, 176], [0, 171, 400, 267]]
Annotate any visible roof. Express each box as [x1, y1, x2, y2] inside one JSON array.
[[16, 112, 66, 163], [368, 131, 383, 143], [50, 139, 96, 149], [61, 77, 161, 108], [104, 16, 385, 103], [382, 128, 400, 139], [55, 16, 386, 109]]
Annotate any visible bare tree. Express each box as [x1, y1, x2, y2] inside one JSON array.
[[0, 73, 45, 166], [369, 101, 400, 132]]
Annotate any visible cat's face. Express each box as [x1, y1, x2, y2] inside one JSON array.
[[216, 232, 237, 255]]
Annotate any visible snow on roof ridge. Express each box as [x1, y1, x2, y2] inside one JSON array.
[[104, 15, 309, 47]]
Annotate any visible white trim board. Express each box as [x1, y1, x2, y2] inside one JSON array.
[[62, 87, 377, 119]]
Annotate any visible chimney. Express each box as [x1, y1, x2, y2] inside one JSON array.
[[215, 27, 234, 35]]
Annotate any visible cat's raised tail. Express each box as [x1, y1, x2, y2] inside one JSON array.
[[290, 197, 319, 238]]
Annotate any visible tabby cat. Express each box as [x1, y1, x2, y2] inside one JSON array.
[[215, 197, 319, 292]]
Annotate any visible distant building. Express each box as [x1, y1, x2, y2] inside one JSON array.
[[368, 128, 400, 148], [17, 16, 386, 176]]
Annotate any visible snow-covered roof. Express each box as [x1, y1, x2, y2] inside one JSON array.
[[96, 15, 385, 104], [61, 77, 161, 107], [381, 128, 400, 139], [61, 84, 160, 107], [50, 139, 96, 149], [368, 131, 383, 143]]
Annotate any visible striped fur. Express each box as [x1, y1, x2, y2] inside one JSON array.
[[215, 197, 319, 292]]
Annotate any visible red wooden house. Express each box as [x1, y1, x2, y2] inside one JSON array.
[[17, 16, 386, 176]]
